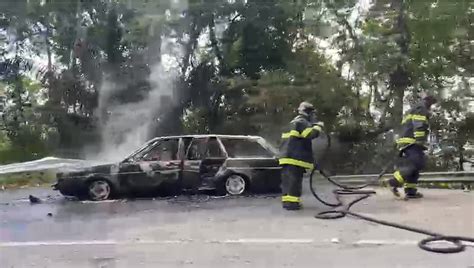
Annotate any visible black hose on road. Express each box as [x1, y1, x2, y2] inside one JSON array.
[[309, 168, 474, 254]]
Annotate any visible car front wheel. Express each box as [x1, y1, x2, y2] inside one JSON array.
[[87, 180, 112, 201], [223, 174, 247, 196]]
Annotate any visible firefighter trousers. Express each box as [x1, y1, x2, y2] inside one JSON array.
[[281, 164, 305, 209], [390, 144, 426, 195]]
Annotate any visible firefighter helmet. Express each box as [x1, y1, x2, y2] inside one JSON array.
[[297, 101, 315, 116]]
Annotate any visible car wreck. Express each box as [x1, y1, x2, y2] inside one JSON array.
[[53, 135, 282, 200]]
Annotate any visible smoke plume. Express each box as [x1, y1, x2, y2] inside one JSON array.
[[88, 40, 179, 162]]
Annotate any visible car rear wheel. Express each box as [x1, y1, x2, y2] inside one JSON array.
[[224, 175, 247, 195], [87, 180, 112, 201]]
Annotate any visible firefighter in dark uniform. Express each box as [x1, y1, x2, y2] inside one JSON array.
[[388, 93, 437, 199], [279, 102, 324, 210]]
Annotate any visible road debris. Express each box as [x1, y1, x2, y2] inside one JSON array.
[[28, 195, 42, 204]]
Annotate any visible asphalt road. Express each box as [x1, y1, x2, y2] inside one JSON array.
[[1, 181, 473, 268]]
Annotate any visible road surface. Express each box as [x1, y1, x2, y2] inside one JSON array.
[[0, 181, 473, 267]]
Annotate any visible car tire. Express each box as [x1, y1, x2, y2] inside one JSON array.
[[218, 174, 248, 196], [87, 179, 113, 201]]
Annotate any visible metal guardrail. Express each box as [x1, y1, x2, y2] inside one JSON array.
[[330, 171, 474, 184]]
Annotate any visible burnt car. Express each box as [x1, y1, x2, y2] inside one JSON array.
[[53, 135, 282, 200]]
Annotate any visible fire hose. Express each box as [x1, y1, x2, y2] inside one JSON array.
[[309, 134, 474, 254]]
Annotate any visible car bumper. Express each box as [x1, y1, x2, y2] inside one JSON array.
[[54, 178, 86, 196]]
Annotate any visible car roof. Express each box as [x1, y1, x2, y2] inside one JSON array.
[[146, 134, 264, 143], [125, 134, 278, 160]]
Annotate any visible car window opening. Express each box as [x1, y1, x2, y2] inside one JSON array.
[[220, 138, 273, 158], [187, 137, 225, 160], [140, 139, 179, 162]]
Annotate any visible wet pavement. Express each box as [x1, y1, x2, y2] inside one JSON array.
[[0, 181, 473, 268]]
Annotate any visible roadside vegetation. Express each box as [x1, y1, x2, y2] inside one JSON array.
[[0, 170, 56, 189], [0, 0, 472, 184]]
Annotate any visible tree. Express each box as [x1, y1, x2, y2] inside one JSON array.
[[0, 0, 471, 173]]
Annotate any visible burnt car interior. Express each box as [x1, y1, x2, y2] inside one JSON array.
[[185, 137, 226, 180], [127, 139, 179, 163], [142, 139, 179, 162], [185, 137, 226, 159]]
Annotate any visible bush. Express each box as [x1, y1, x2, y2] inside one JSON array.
[[0, 170, 56, 188], [0, 127, 51, 164]]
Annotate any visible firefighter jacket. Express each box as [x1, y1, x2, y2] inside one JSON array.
[[279, 115, 322, 169], [397, 102, 430, 151]]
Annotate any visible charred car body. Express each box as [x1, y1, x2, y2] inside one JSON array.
[[54, 135, 282, 200]]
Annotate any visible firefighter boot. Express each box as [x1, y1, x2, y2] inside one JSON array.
[[282, 201, 302, 211], [404, 187, 423, 199], [386, 177, 402, 198]]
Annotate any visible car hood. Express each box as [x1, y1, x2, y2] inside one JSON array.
[[58, 162, 118, 178]]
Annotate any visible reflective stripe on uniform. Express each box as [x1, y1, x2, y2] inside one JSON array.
[[393, 171, 405, 184], [414, 131, 425, 138], [402, 114, 428, 124], [411, 114, 427, 121], [301, 126, 321, 137], [396, 137, 416, 145], [312, 125, 323, 132], [401, 116, 410, 124], [282, 125, 321, 139], [279, 158, 314, 169], [281, 130, 301, 139], [282, 195, 301, 203], [301, 127, 314, 138], [404, 183, 417, 189]]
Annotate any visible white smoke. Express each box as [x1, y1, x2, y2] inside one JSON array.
[[83, 0, 189, 162], [88, 39, 180, 162]]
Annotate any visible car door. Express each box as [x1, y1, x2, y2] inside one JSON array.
[[219, 137, 281, 192], [181, 137, 207, 191], [119, 138, 181, 195], [181, 137, 227, 191]]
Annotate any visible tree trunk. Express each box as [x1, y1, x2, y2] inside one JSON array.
[[389, 0, 411, 124], [367, 78, 376, 113], [209, 13, 226, 75], [379, 88, 393, 128], [44, 13, 53, 86], [354, 82, 361, 124], [390, 66, 407, 124], [181, 17, 200, 76]]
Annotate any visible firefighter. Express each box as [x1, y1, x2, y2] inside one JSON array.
[[279, 102, 324, 210], [388, 92, 437, 199]]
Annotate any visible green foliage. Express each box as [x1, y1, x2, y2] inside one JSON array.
[[0, 0, 472, 174], [0, 127, 50, 163], [0, 170, 56, 188], [182, 107, 210, 134], [240, 47, 351, 141]]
